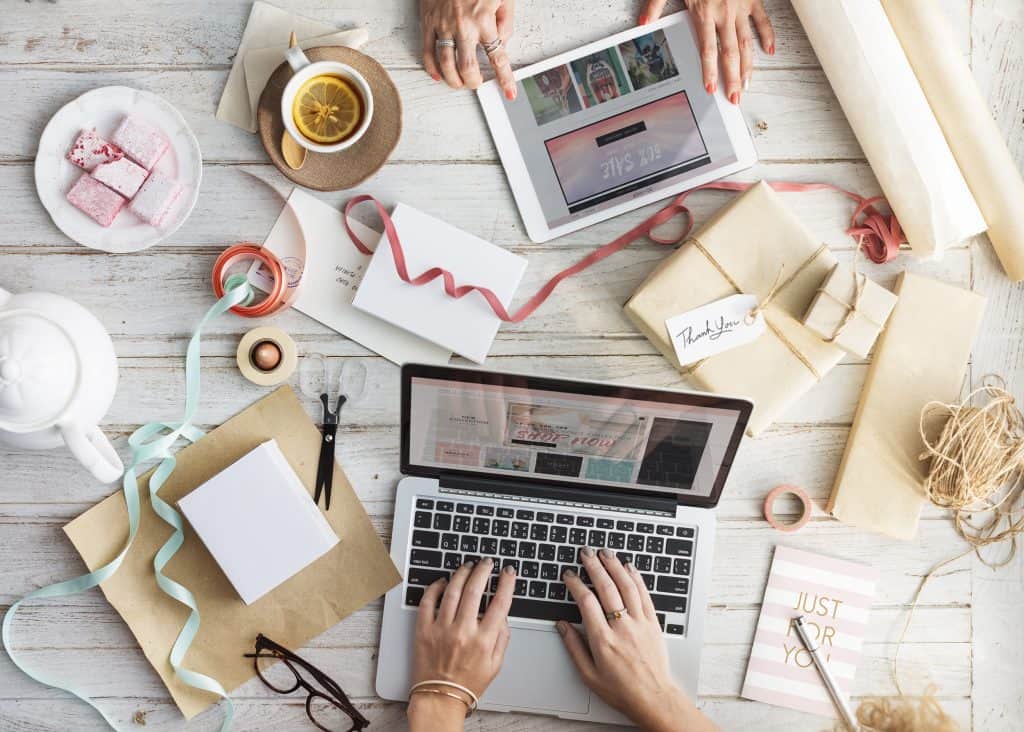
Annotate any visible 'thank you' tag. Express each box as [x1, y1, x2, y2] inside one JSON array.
[[665, 294, 766, 366]]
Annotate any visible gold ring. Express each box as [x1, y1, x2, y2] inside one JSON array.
[[481, 37, 503, 55], [605, 607, 628, 620]]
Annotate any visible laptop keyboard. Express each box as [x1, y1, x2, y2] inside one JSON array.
[[403, 496, 695, 636]]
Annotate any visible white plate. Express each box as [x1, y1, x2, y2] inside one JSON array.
[[34, 86, 202, 253]]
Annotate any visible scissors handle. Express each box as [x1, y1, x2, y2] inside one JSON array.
[[314, 422, 339, 510], [320, 393, 347, 425]]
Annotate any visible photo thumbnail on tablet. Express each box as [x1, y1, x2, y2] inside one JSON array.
[[502, 25, 740, 230]]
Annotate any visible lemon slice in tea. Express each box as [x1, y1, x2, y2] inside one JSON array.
[[293, 75, 363, 144]]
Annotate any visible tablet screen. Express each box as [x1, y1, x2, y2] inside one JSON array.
[[501, 23, 738, 230]]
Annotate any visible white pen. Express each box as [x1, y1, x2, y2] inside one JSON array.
[[792, 615, 859, 731]]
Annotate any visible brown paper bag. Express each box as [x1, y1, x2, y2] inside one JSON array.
[[624, 181, 844, 435], [64, 386, 401, 719]]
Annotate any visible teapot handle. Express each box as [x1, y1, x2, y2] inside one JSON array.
[[61, 422, 124, 483]]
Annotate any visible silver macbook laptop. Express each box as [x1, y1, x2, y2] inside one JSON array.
[[376, 364, 752, 725]]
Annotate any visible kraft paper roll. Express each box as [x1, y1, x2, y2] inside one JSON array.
[[881, 0, 1024, 282], [791, 0, 986, 259]]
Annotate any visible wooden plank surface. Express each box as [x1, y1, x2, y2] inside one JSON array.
[[0, 0, 1020, 729]]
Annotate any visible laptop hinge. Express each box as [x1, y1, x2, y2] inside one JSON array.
[[438, 473, 677, 517]]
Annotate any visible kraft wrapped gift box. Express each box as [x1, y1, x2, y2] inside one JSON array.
[[802, 263, 898, 358], [624, 181, 844, 436]]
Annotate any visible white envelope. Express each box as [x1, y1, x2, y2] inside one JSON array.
[[258, 189, 451, 366], [351, 203, 528, 363]]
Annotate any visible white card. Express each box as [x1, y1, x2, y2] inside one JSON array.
[[665, 294, 766, 366], [257, 189, 451, 366], [177, 440, 339, 605], [351, 203, 528, 363]]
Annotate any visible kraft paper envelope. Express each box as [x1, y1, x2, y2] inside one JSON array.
[[64, 386, 401, 720], [625, 181, 845, 436]]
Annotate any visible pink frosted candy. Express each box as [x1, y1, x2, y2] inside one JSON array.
[[92, 157, 148, 198], [66, 129, 124, 171], [111, 115, 168, 170], [67, 174, 127, 227], [129, 171, 182, 227]]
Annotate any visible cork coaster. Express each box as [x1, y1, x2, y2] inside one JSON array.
[[257, 46, 402, 192]]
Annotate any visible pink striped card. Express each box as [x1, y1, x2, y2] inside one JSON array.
[[741, 545, 880, 718]]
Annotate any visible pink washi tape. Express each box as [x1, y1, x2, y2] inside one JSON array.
[[763, 484, 812, 532]]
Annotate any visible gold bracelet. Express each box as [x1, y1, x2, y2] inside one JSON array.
[[410, 687, 475, 717], [409, 679, 480, 711]]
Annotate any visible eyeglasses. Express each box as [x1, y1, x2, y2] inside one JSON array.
[[244, 634, 370, 731]]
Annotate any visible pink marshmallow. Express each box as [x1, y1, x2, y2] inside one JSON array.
[[66, 129, 124, 171], [111, 115, 168, 170], [67, 174, 126, 227], [130, 171, 182, 227], [92, 157, 148, 198]]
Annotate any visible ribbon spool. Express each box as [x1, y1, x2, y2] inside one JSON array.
[[212, 243, 301, 318], [763, 484, 813, 532], [236, 326, 297, 386]]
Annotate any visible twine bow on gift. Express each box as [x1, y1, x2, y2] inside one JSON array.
[[684, 240, 831, 379], [814, 240, 885, 344]]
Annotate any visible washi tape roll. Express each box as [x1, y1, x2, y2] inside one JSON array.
[[763, 484, 813, 532], [236, 326, 298, 386]]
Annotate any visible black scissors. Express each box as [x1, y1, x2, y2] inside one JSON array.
[[314, 391, 346, 511]]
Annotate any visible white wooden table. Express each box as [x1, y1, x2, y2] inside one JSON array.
[[2, 1, 1022, 730]]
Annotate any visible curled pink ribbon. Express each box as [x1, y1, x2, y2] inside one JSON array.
[[343, 181, 904, 324]]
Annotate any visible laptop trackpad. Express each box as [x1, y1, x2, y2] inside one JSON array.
[[484, 627, 590, 714]]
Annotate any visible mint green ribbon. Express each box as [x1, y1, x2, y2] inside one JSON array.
[[2, 278, 253, 730]]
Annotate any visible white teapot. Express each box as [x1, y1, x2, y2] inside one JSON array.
[[0, 286, 123, 483]]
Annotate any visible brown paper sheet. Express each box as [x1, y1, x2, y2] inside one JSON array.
[[827, 273, 986, 540], [624, 181, 845, 436], [882, 0, 1024, 282], [63, 386, 401, 720]]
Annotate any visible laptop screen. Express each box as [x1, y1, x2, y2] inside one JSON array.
[[401, 365, 751, 507]]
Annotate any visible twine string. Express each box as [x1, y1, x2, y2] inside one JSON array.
[[883, 377, 1024, 708]]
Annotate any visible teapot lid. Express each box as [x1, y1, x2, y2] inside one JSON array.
[[0, 311, 80, 431]]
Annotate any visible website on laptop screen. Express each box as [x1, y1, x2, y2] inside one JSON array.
[[500, 23, 738, 230], [408, 376, 743, 498]]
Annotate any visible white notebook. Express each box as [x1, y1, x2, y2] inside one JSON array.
[[178, 439, 339, 605], [351, 203, 528, 363]]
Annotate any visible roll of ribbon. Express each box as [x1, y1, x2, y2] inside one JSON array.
[[236, 326, 298, 386], [763, 483, 813, 532], [211, 244, 298, 318]]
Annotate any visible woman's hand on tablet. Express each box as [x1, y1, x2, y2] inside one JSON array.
[[408, 560, 516, 732], [640, 0, 775, 105], [557, 549, 720, 732], [420, 0, 518, 100]]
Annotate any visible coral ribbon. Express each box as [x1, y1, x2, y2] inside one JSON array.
[[342, 181, 904, 324]]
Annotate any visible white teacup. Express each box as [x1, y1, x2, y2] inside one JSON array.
[[281, 47, 374, 154]]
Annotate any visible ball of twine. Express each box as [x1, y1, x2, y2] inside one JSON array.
[[853, 378, 1024, 730], [919, 376, 1024, 566]]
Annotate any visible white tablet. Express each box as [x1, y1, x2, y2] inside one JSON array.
[[479, 12, 757, 243]]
